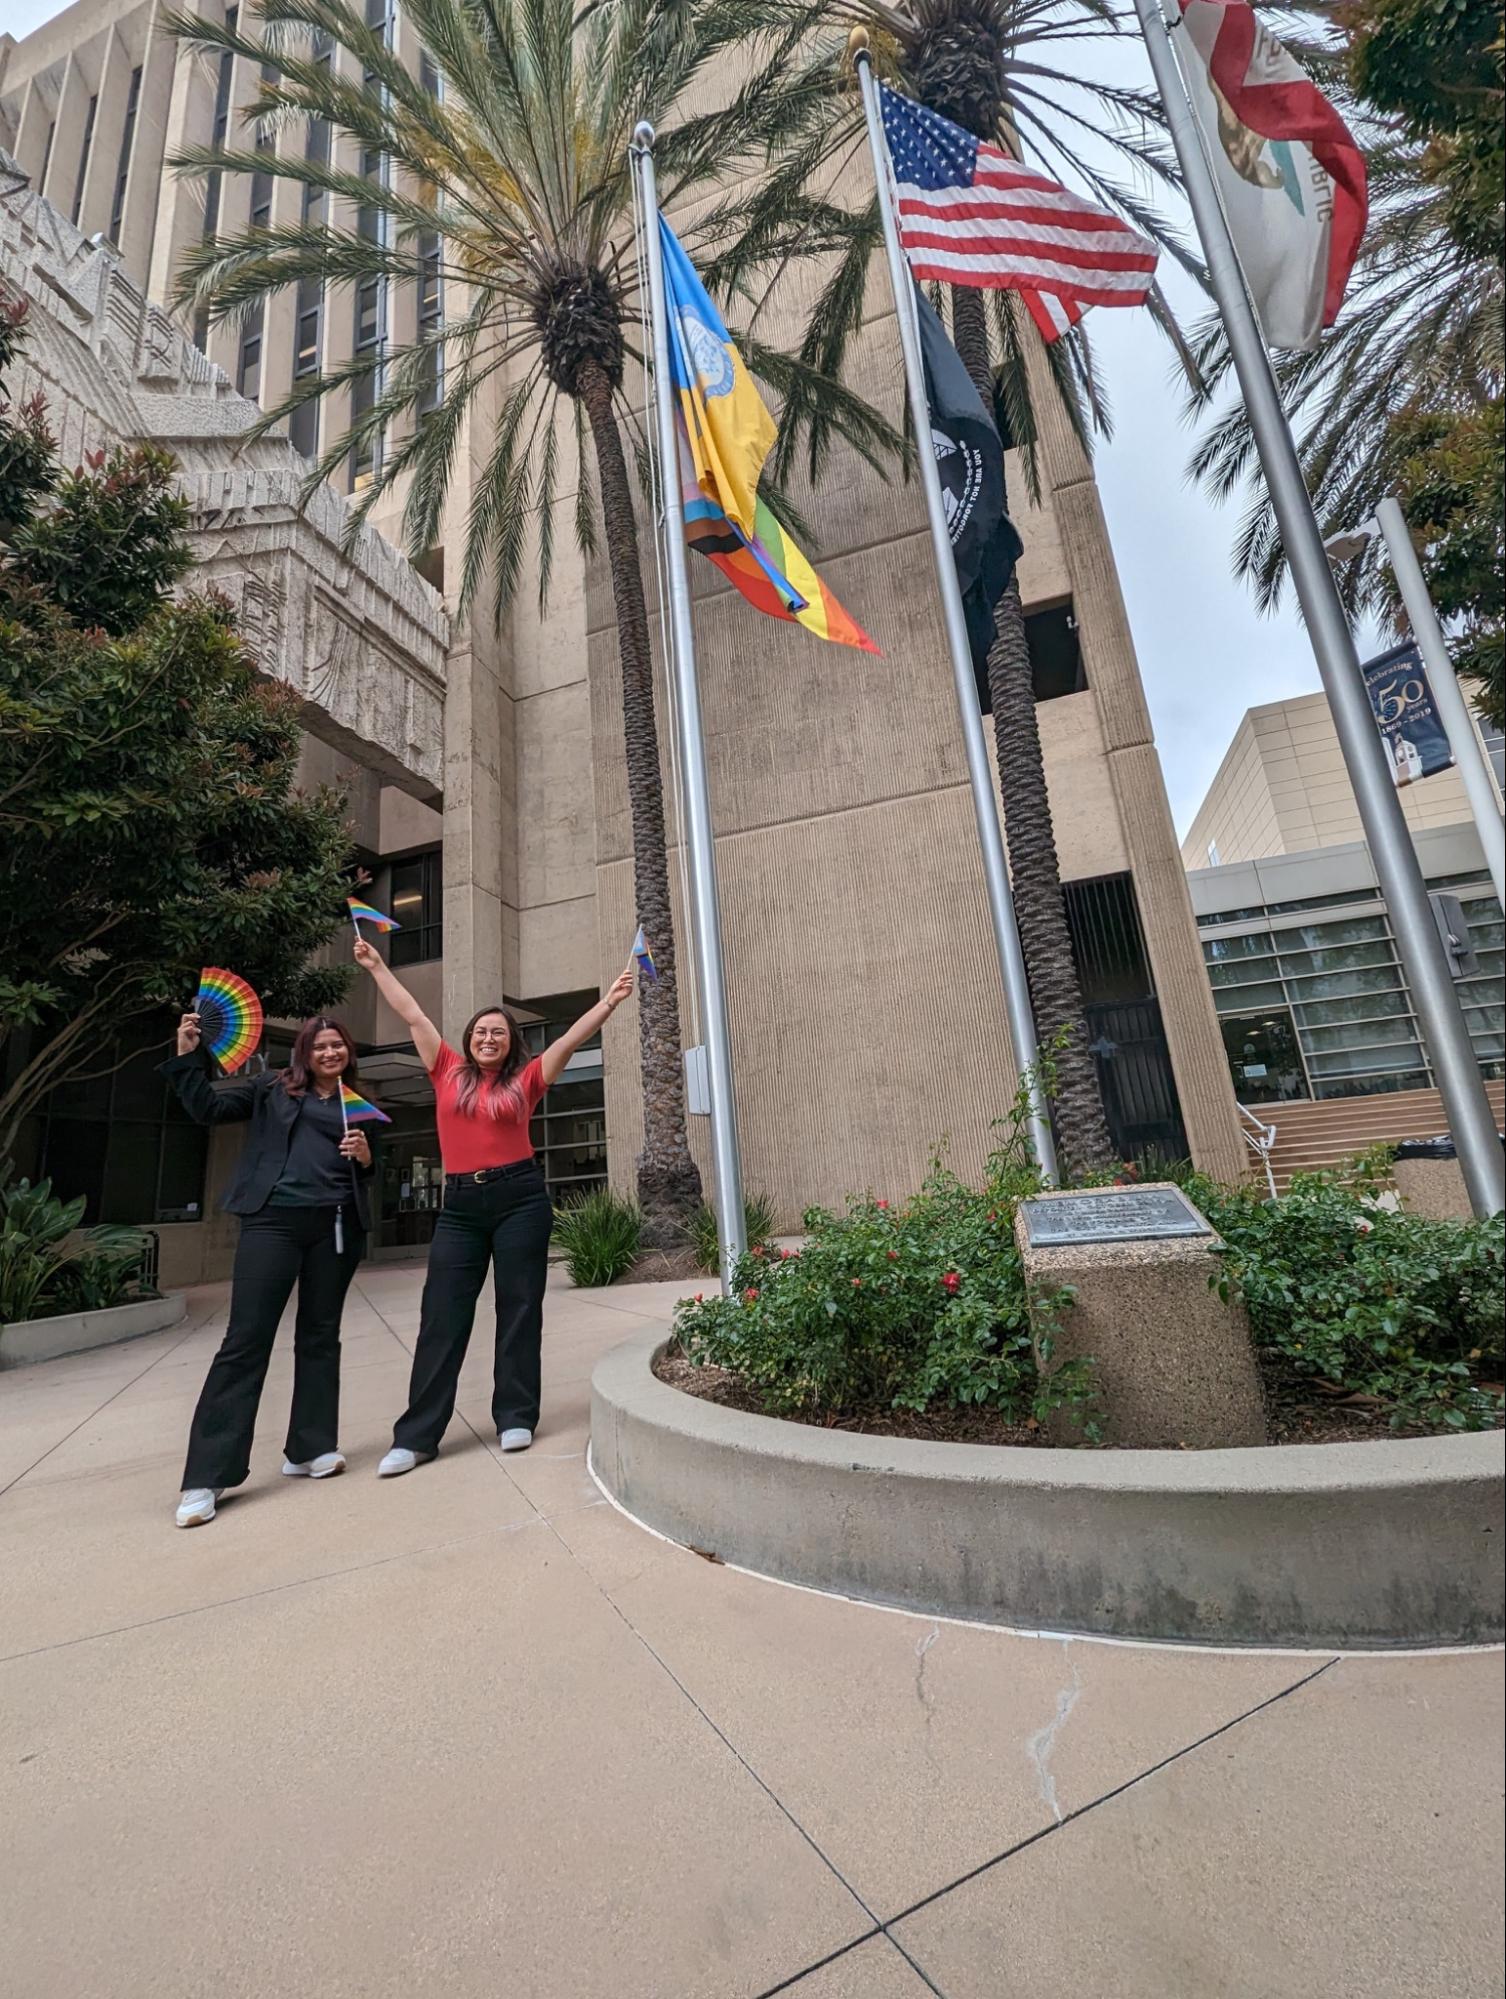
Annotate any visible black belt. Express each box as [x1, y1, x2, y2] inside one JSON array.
[[445, 1159, 540, 1187]]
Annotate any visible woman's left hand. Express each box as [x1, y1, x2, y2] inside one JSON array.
[[605, 966, 635, 1011], [340, 1131, 372, 1167]]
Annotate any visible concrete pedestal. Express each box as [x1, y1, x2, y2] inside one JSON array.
[[1016, 1185, 1267, 1449]]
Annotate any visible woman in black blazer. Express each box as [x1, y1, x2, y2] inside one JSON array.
[[159, 1012, 376, 1528]]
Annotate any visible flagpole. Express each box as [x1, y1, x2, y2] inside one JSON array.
[[630, 120, 748, 1291], [851, 39, 1057, 1182], [1132, 0, 1503, 1219]]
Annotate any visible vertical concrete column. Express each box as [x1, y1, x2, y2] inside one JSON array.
[[77, 28, 130, 243], [120, 2, 176, 289], [12, 76, 55, 191], [1027, 343, 1248, 1184], [48, 54, 89, 228], [147, 35, 214, 322]]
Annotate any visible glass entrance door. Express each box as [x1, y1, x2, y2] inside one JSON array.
[[1219, 1010, 1309, 1104], [378, 1132, 445, 1250]]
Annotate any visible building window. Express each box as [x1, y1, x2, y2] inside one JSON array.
[[70, 92, 98, 226], [201, 10, 238, 242], [289, 35, 333, 459], [520, 996, 608, 1199], [35, 1020, 209, 1226], [237, 298, 264, 400], [1206, 841, 1220, 868], [388, 851, 443, 966], [1027, 600, 1087, 702], [416, 228, 444, 416], [350, 0, 393, 492], [289, 277, 323, 456], [109, 65, 143, 244]]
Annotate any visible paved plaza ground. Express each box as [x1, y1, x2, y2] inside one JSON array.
[[1, 1261, 1501, 1998]]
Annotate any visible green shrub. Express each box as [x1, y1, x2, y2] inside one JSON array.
[[1187, 1156, 1504, 1431], [552, 1188, 643, 1289], [1, 1178, 151, 1325], [688, 1191, 778, 1274], [674, 1125, 1092, 1431]]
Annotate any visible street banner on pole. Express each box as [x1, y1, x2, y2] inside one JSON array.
[[1175, 0, 1367, 351], [1360, 639, 1455, 788]]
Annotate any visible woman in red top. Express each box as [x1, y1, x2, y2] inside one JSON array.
[[354, 938, 633, 1473]]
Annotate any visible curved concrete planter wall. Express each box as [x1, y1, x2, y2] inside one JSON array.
[[591, 1333, 1504, 1649], [1, 1291, 187, 1369]]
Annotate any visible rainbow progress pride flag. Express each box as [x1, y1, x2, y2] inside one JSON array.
[[340, 1082, 391, 1125], [347, 896, 400, 933], [660, 218, 878, 655]]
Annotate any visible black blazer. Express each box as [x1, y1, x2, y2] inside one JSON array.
[[158, 1049, 375, 1231]]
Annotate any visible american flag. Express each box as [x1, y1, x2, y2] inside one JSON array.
[[879, 85, 1158, 342]]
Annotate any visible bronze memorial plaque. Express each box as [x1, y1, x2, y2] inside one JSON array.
[[1018, 1186, 1212, 1249]]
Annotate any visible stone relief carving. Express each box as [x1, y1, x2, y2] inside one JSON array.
[[2, 151, 448, 802]]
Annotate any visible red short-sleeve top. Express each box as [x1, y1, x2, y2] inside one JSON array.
[[429, 1044, 548, 1174]]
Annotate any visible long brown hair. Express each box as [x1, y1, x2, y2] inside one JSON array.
[[281, 1015, 358, 1098], [452, 1004, 528, 1120]]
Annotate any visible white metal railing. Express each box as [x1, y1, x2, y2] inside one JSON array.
[[1238, 1102, 1279, 1199]]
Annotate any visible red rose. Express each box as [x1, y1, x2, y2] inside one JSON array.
[[781, 1248, 798, 1260], [852, 1276, 863, 1288], [941, 1271, 961, 1294], [694, 1293, 703, 1303], [743, 1287, 759, 1303], [887, 1249, 898, 1261], [750, 1244, 766, 1258], [876, 1200, 889, 1211]]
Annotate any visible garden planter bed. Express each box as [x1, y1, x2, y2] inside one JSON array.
[[0, 1291, 186, 1368], [592, 1330, 1505, 1649], [653, 1346, 1505, 1448]]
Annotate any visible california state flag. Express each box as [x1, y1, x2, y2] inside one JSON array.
[[1176, 0, 1367, 351]]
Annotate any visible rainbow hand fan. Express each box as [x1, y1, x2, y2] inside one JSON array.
[[193, 968, 264, 1074], [339, 1082, 391, 1126]]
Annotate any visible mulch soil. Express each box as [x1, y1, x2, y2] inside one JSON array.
[[652, 1345, 1503, 1449]]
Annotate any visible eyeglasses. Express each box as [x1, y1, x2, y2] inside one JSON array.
[[471, 1030, 507, 1044]]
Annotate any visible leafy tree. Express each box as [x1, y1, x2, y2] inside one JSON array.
[[705, 0, 1205, 1176], [0, 303, 354, 1170]]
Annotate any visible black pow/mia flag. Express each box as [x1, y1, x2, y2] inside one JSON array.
[[913, 282, 1023, 711]]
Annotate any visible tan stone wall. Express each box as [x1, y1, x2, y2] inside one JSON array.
[[1182, 691, 1493, 868]]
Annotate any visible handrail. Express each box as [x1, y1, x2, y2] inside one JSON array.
[[1236, 1102, 1279, 1200]]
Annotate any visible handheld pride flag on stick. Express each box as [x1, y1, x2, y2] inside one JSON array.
[[339, 1082, 390, 1126], [192, 969, 264, 1074], [632, 927, 658, 983], [347, 896, 400, 939]]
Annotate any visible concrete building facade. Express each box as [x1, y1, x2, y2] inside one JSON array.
[[1182, 690, 1506, 872], [3, 0, 1247, 1275]]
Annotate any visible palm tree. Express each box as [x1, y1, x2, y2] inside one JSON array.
[[167, 0, 894, 1238], [706, 0, 1202, 1177], [1187, 128, 1502, 649]]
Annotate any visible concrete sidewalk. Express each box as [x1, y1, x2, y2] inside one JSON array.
[[1, 1262, 1500, 1998]]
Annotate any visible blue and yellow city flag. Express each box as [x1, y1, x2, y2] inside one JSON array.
[[659, 217, 879, 654], [660, 218, 777, 543]]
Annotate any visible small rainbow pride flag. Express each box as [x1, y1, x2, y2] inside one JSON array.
[[632, 927, 658, 982], [340, 1082, 390, 1125], [347, 896, 400, 933]]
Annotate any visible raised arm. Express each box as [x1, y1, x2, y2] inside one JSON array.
[[159, 1014, 258, 1123], [538, 967, 634, 1090], [353, 938, 442, 1071]]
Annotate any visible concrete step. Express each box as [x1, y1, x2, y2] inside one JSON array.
[[1248, 1081, 1505, 1190]]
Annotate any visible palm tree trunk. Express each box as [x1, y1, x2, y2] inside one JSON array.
[[948, 286, 1115, 1179], [577, 360, 703, 1237]]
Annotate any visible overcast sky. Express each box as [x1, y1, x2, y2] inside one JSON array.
[[6, 0, 1370, 834]]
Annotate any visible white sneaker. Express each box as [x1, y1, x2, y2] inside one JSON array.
[[281, 1451, 346, 1479], [176, 1488, 222, 1528], [498, 1427, 533, 1453], [376, 1446, 434, 1478]]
